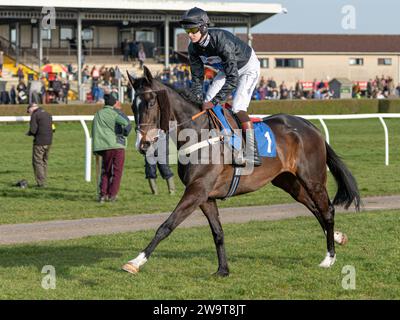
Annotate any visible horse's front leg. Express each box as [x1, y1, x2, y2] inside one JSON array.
[[122, 180, 210, 274], [199, 199, 229, 277]]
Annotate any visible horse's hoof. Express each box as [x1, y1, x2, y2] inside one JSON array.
[[340, 234, 349, 245], [334, 231, 349, 245], [213, 270, 229, 277], [319, 253, 336, 268], [122, 263, 139, 274]]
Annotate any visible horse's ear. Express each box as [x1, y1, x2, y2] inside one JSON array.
[[143, 65, 153, 83], [126, 71, 136, 87]]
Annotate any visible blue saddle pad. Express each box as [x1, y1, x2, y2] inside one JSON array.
[[212, 105, 242, 150], [253, 121, 277, 157], [211, 105, 277, 158]]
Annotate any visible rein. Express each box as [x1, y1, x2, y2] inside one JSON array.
[[135, 88, 208, 131]]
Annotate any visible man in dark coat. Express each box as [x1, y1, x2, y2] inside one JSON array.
[[26, 103, 53, 187]]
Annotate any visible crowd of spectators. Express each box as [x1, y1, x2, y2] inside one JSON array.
[[2, 53, 400, 105], [0, 75, 70, 105], [362, 76, 397, 99], [156, 64, 192, 89], [252, 75, 400, 101], [82, 65, 124, 103]]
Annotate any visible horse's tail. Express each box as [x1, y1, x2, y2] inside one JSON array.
[[325, 142, 361, 211]]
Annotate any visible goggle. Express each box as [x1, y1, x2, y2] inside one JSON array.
[[184, 27, 200, 34]]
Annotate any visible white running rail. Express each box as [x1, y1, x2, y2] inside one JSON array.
[[1, 113, 399, 181]]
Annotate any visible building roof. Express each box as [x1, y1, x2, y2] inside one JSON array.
[[1, 1, 285, 27], [236, 34, 400, 53]]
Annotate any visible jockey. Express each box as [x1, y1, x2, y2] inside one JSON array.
[[180, 7, 261, 166]]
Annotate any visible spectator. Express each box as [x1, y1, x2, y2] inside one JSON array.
[[62, 79, 70, 104], [367, 79, 373, 98], [138, 44, 146, 69], [17, 80, 28, 104], [114, 66, 122, 86], [0, 50, 3, 76], [129, 40, 138, 62], [279, 81, 288, 100], [122, 39, 130, 62], [17, 66, 24, 81], [91, 66, 100, 83], [10, 85, 16, 104], [144, 132, 176, 195], [52, 76, 62, 102], [26, 102, 53, 188], [29, 80, 43, 104], [82, 65, 90, 83], [67, 37, 77, 50], [396, 83, 400, 97], [103, 67, 111, 85], [92, 93, 131, 203], [295, 80, 304, 99]]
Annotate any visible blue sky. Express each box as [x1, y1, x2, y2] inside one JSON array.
[[204, 0, 399, 34]]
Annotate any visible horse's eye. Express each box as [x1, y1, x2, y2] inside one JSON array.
[[147, 93, 157, 108], [148, 98, 157, 108]]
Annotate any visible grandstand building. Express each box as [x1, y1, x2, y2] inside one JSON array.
[[0, 1, 283, 66], [0, 0, 284, 98]]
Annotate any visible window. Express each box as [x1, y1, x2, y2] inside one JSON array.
[[41, 29, 51, 40], [10, 28, 16, 43], [378, 58, 392, 66], [82, 28, 93, 41], [275, 58, 303, 68], [349, 58, 364, 66], [60, 27, 73, 40], [136, 30, 154, 42], [259, 58, 269, 68]]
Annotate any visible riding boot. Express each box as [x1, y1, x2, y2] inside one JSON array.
[[148, 178, 158, 195], [166, 177, 176, 195], [241, 121, 262, 167]]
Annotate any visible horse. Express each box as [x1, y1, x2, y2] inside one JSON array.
[[122, 66, 361, 276]]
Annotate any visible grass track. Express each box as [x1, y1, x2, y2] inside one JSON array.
[[0, 209, 399, 299], [0, 118, 399, 224]]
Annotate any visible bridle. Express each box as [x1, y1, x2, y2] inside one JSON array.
[[134, 88, 207, 135]]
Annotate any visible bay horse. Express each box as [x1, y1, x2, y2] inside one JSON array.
[[122, 66, 361, 276]]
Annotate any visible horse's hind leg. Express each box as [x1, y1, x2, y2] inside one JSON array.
[[295, 168, 339, 268], [272, 172, 339, 268], [200, 199, 229, 277], [272, 173, 327, 233]]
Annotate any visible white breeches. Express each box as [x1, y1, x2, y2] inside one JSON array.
[[205, 50, 260, 113]]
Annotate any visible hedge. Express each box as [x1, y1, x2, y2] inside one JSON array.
[[248, 99, 400, 115], [1, 99, 400, 117], [0, 104, 135, 117]]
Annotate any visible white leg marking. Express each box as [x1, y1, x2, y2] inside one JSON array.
[[128, 252, 148, 269], [319, 252, 336, 268]]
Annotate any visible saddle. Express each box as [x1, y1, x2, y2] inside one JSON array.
[[208, 104, 277, 200], [209, 104, 276, 159]]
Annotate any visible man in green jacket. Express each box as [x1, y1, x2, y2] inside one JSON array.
[[92, 94, 132, 202]]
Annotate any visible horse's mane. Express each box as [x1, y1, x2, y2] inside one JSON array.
[[158, 81, 203, 107]]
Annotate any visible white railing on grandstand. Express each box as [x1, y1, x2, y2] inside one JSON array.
[[0, 114, 399, 182]]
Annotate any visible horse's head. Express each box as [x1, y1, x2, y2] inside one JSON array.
[[128, 66, 170, 154]]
